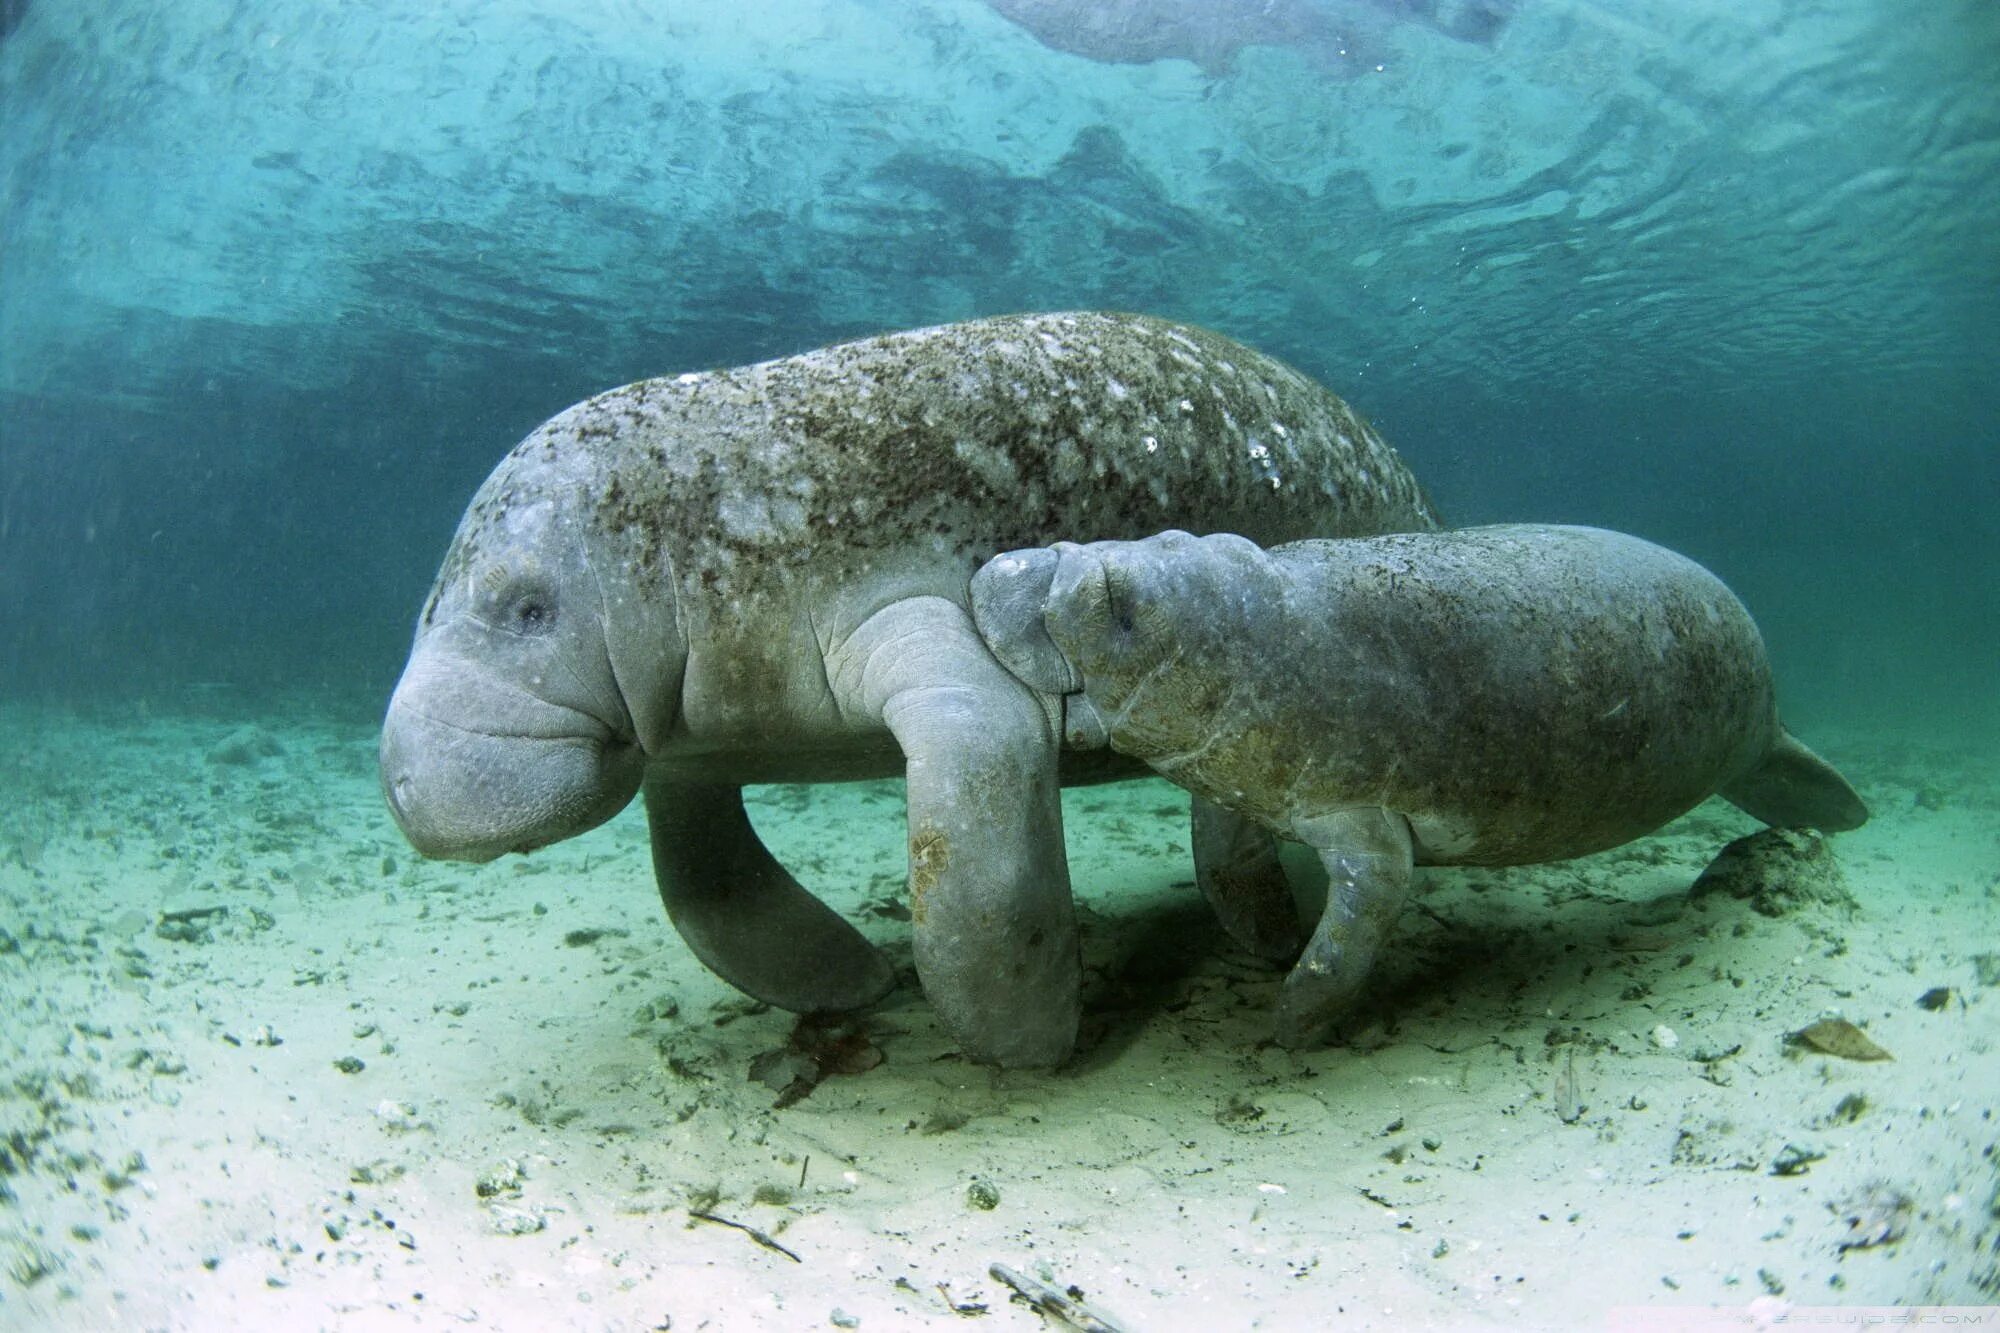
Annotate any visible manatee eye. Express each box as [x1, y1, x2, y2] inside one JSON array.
[[506, 590, 557, 635], [1102, 565, 1140, 637], [481, 572, 559, 636]]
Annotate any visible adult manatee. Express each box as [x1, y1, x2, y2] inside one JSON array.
[[379, 312, 1439, 1066]]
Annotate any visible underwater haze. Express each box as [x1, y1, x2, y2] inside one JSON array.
[[5, 2, 2000, 1328], [1, 0, 1995, 739]]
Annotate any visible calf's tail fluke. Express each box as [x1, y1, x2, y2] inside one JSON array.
[[1720, 727, 1869, 831]]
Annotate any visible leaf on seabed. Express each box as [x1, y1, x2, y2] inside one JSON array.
[[1788, 1018, 1893, 1062]]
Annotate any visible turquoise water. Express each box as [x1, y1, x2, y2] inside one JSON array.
[[1, 0, 1994, 739], [2, 3, 1998, 1325]]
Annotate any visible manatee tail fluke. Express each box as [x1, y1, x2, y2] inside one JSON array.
[[1721, 727, 1869, 831]]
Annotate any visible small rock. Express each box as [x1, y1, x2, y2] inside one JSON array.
[[156, 905, 227, 945], [374, 1100, 423, 1132], [1769, 1143, 1825, 1177], [1835, 1182, 1913, 1251], [7, 1239, 62, 1287], [207, 725, 282, 767], [103, 1152, 147, 1190], [966, 1177, 1001, 1211], [349, 1159, 405, 1185], [632, 995, 680, 1024], [490, 1204, 548, 1236], [1691, 828, 1855, 917], [477, 1159, 526, 1200], [922, 1107, 971, 1136]]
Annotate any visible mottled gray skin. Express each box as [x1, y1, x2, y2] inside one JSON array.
[[380, 312, 1439, 1068], [970, 525, 1868, 1047]]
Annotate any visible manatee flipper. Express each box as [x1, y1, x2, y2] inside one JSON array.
[[1277, 807, 1415, 1049], [1720, 727, 1868, 832], [1191, 796, 1305, 962], [644, 778, 896, 1013], [851, 596, 1080, 1068]]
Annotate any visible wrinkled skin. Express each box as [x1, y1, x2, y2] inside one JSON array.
[[381, 312, 1440, 1068], [381, 481, 651, 863], [971, 524, 1868, 1046]]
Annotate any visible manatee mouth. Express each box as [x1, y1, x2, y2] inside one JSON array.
[[383, 766, 417, 829], [379, 704, 643, 862]]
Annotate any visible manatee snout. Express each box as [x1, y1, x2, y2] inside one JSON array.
[[379, 658, 643, 862], [1036, 531, 1218, 664], [970, 545, 1087, 695], [973, 535, 1206, 690]]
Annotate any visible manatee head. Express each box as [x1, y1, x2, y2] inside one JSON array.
[[972, 530, 1257, 758], [380, 440, 661, 862]]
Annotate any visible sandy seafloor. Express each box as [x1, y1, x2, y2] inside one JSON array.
[[1, 696, 1995, 1332]]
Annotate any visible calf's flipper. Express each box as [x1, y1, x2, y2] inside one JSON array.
[[1277, 807, 1415, 1048], [1191, 796, 1305, 962]]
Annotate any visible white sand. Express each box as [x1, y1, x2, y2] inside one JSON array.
[[1, 700, 1995, 1330]]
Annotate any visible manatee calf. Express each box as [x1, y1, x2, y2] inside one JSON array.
[[379, 312, 1439, 1067], [970, 524, 1868, 1047]]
